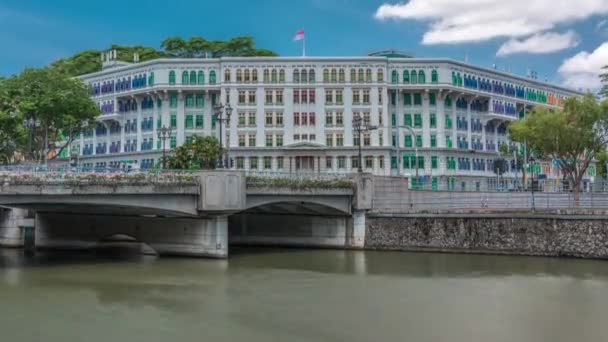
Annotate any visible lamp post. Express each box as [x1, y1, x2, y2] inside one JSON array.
[[352, 114, 377, 173], [393, 125, 418, 180], [22, 118, 39, 163], [157, 125, 174, 170], [213, 102, 233, 168], [529, 157, 536, 211]]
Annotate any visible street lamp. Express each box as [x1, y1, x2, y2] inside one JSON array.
[[393, 125, 418, 180], [157, 125, 174, 170], [529, 157, 536, 211], [213, 102, 233, 169], [22, 118, 39, 162], [352, 114, 377, 173]]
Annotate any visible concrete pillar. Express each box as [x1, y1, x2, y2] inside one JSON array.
[[34, 213, 229, 258], [349, 210, 366, 248], [0, 208, 32, 248]]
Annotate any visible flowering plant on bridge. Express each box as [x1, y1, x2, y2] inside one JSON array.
[[0, 171, 199, 186], [246, 176, 354, 190]]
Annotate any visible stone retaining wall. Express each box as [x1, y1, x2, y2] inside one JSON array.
[[366, 214, 608, 259]]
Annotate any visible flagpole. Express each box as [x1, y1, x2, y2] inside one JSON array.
[[303, 36, 306, 57]]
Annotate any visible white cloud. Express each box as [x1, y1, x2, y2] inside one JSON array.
[[375, 0, 608, 45], [558, 42, 608, 91], [496, 31, 579, 56]]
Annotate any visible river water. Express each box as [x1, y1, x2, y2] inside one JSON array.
[[1, 247, 607, 342]]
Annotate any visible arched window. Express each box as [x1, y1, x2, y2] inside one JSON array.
[[197, 71, 204, 85], [271, 69, 277, 83], [224, 69, 231, 82], [190, 71, 196, 84], [279, 69, 285, 83], [148, 72, 155, 86], [366, 69, 372, 82], [410, 70, 417, 84], [293, 69, 300, 83], [182, 71, 189, 84], [392, 70, 398, 84], [244, 69, 250, 82], [377, 69, 384, 83], [350, 69, 356, 83], [444, 95, 452, 107], [301, 69, 308, 83], [338, 69, 345, 83], [452, 72, 457, 86], [169, 70, 175, 85], [323, 69, 330, 82], [358, 69, 364, 82], [309, 69, 315, 83], [418, 70, 425, 84], [331, 69, 337, 83], [403, 70, 410, 83], [263, 69, 269, 83], [209, 70, 216, 84], [252, 69, 258, 83], [236, 69, 243, 82]]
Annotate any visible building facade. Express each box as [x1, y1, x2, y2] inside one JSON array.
[[71, 53, 588, 188]]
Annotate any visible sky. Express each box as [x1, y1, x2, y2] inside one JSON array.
[[1, 0, 607, 91]]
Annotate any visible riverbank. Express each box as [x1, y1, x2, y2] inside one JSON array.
[[366, 212, 608, 259]]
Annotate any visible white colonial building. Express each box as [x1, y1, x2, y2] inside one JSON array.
[[70, 51, 587, 189]]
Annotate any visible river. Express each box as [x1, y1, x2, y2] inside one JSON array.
[[1, 247, 607, 342]]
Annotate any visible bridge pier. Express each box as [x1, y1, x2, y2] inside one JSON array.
[[0, 208, 32, 248], [34, 213, 228, 258], [229, 211, 366, 249]]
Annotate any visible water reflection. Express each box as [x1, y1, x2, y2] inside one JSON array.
[[1, 248, 608, 342]]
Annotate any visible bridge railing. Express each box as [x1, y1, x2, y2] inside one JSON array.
[[372, 190, 608, 213]]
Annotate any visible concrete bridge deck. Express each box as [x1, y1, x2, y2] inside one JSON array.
[[0, 171, 374, 258]]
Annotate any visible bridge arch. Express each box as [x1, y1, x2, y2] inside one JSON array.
[[244, 196, 352, 216]]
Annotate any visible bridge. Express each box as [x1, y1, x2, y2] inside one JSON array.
[[0, 171, 381, 258]]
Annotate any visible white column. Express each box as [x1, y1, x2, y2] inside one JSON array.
[[176, 92, 185, 145], [136, 97, 143, 152], [466, 99, 472, 149]]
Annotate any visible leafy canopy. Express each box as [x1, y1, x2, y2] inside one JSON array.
[[52, 36, 278, 76], [508, 94, 608, 192], [166, 135, 220, 170], [0, 67, 100, 162]]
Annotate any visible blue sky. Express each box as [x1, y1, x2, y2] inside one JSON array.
[[1, 0, 607, 90]]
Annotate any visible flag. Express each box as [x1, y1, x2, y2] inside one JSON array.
[[293, 29, 305, 41]]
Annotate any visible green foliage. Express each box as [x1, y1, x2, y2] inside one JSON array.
[[165, 135, 220, 170], [597, 149, 608, 178], [601, 65, 608, 98], [52, 36, 278, 76], [51, 45, 167, 76], [508, 94, 608, 196], [161, 36, 278, 58], [0, 67, 99, 163]]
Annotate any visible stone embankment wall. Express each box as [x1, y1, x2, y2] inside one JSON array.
[[366, 214, 608, 259]]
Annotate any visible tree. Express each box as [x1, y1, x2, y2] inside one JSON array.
[[508, 94, 608, 202], [51, 45, 168, 76], [52, 36, 278, 77], [160, 37, 190, 57], [596, 149, 608, 178], [166, 135, 220, 170], [601, 65, 608, 98], [0, 67, 100, 163]]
